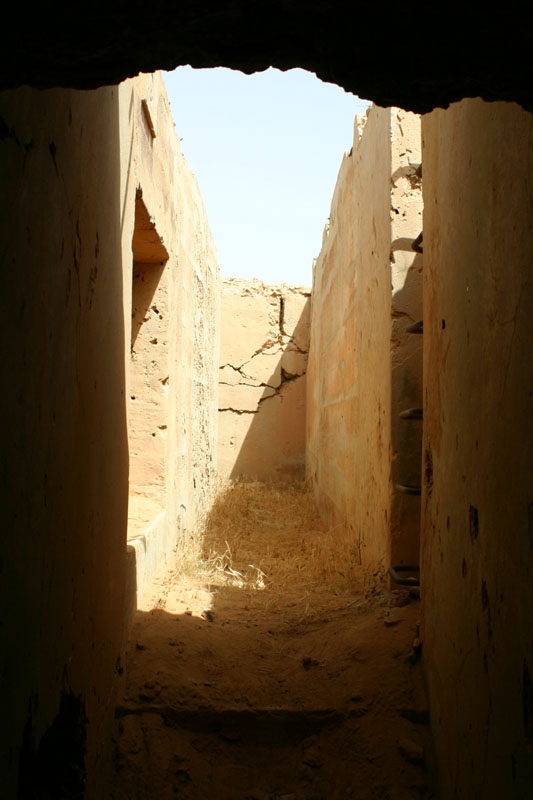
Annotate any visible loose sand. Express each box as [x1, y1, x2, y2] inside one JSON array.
[[111, 481, 434, 799]]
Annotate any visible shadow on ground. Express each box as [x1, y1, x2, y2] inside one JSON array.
[[111, 482, 434, 800]]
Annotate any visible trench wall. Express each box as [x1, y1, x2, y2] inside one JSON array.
[[0, 73, 219, 798], [306, 106, 422, 572], [120, 73, 219, 603], [218, 278, 310, 481], [421, 99, 533, 799]]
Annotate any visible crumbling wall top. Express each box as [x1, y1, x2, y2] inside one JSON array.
[[221, 276, 310, 298]]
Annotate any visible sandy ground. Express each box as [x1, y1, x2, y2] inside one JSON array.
[[111, 482, 435, 800]]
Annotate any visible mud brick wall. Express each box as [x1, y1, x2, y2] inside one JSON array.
[[218, 278, 310, 481], [306, 106, 423, 572]]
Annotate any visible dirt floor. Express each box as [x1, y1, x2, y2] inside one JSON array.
[[111, 481, 435, 800]]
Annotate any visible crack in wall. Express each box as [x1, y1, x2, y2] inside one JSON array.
[[218, 279, 309, 479], [280, 368, 303, 382], [219, 372, 305, 409], [219, 368, 305, 406], [219, 407, 257, 415], [219, 362, 279, 389], [258, 372, 304, 401], [285, 340, 308, 356], [279, 295, 286, 336], [219, 283, 309, 400], [244, 338, 282, 362]]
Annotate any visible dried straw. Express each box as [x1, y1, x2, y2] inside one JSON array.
[[192, 478, 363, 597]]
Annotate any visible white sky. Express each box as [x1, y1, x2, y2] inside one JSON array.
[[163, 67, 370, 286]]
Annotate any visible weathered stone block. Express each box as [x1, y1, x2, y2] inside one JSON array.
[[281, 346, 308, 377]]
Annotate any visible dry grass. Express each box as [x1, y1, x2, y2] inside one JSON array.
[[180, 478, 365, 599], [146, 477, 389, 620]]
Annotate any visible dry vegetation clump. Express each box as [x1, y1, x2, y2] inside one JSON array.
[[145, 478, 390, 617], [196, 478, 364, 598]]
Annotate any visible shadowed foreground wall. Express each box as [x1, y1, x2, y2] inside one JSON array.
[[0, 84, 128, 799], [421, 99, 533, 799], [0, 73, 219, 798], [218, 279, 310, 481], [307, 106, 422, 571]]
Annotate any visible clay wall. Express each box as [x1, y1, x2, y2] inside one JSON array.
[[421, 99, 533, 799], [306, 106, 422, 572], [119, 73, 220, 602], [218, 278, 310, 481], [0, 73, 219, 798]]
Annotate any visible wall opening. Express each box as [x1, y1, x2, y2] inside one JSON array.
[[128, 190, 170, 537]]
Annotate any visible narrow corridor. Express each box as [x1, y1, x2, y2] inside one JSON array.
[[112, 482, 431, 800]]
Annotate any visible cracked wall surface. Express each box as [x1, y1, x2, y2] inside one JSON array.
[[218, 278, 310, 481], [306, 106, 422, 572]]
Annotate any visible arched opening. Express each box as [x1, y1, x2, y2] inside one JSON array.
[[2, 8, 533, 799]]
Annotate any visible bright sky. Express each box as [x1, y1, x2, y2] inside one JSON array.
[[163, 67, 370, 286]]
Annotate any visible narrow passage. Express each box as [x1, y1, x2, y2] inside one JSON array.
[[112, 482, 431, 799]]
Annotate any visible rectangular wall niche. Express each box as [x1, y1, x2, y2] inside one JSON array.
[[128, 191, 170, 537]]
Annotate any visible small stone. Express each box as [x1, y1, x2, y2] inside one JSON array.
[[384, 608, 404, 626], [398, 737, 424, 763], [407, 637, 422, 664], [220, 729, 240, 742], [302, 744, 322, 768], [298, 764, 314, 782], [201, 608, 216, 622], [390, 590, 411, 608], [174, 768, 191, 787]]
